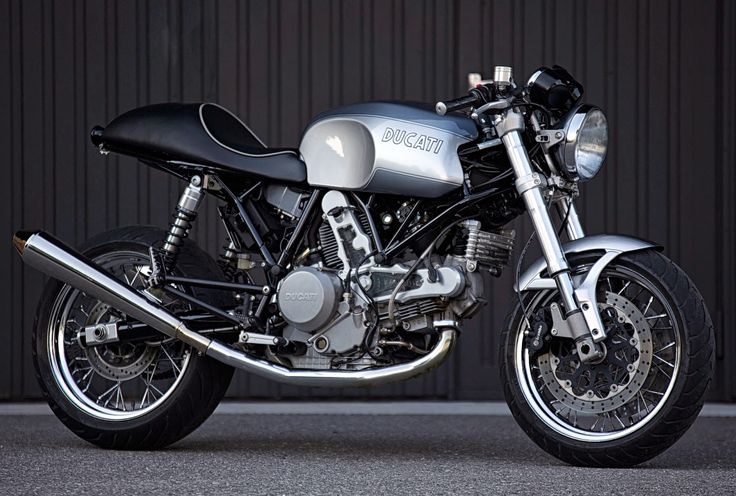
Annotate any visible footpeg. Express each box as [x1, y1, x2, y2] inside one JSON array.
[[238, 331, 288, 347], [147, 246, 167, 288]]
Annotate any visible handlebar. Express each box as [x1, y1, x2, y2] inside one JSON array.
[[435, 93, 482, 116]]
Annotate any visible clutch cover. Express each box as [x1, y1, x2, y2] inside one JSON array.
[[276, 267, 342, 332]]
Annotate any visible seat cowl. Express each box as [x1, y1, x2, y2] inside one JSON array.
[[93, 103, 307, 184]]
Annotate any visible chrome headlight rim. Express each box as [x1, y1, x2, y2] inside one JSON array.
[[556, 104, 608, 182]]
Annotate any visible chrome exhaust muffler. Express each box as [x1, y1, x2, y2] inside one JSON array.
[[13, 230, 457, 388]]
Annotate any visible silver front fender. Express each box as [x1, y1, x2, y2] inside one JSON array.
[[516, 234, 661, 292], [515, 235, 661, 328]]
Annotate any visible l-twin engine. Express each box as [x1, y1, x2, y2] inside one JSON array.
[[273, 190, 513, 370]]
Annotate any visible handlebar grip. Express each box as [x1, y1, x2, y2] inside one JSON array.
[[435, 93, 482, 116]]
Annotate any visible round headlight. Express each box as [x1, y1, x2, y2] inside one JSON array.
[[556, 105, 608, 181]]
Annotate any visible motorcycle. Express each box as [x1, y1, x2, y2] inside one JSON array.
[[14, 65, 714, 467]]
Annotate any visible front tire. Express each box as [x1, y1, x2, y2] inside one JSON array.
[[500, 250, 714, 467], [33, 226, 234, 450]]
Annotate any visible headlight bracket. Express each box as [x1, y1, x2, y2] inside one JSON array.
[[534, 129, 566, 148]]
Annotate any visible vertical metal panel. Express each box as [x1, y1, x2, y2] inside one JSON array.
[[1, 0, 733, 401], [0, 0, 13, 399]]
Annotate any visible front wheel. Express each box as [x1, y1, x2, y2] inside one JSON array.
[[500, 249, 714, 467]]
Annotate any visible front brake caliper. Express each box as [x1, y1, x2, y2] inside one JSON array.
[[526, 309, 549, 354]]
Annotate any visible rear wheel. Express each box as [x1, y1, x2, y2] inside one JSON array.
[[500, 250, 714, 467], [33, 226, 234, 449]]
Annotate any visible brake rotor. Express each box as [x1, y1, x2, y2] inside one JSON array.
[[536, 291, 653, 414], [83, 301, 158, 381]]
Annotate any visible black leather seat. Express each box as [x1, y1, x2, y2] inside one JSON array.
[[92, 103, 307, 183]]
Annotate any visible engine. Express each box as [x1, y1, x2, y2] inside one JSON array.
[[270, 190, 514, 370]]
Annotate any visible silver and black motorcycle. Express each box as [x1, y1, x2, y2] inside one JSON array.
[[14, 65, 713, 467]]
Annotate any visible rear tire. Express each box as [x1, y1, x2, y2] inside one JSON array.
[[33, 226, 234, 450], [500, 250, 714, 467]]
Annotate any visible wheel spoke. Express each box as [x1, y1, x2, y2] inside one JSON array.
[[591, 415, 602, 431], [654, 342, 676, 354], [160, 345, 183, 378], [617, 281, 631, 295], [642, 296, 654, 315], [71, 365, 92, 377], [653, 361, 672, 379], [645, 313, 667, 322], [129, 266, 143, 287], [80, 368, 95, 393], [115, 385, 126, 411], [97, 381, 121, 406], [653, 354, 675, 368], [139, 361, 158, 408], [642, 388, 664, 397], [613, 412, 626, 429]]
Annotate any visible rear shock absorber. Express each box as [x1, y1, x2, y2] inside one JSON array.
[[162, 176, 205, 269]]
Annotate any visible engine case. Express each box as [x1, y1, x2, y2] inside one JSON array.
[[276, 267, 342, 332]]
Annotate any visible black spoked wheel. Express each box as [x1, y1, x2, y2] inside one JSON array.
[[501, 250, 714, 467], [46, 250, 192, 419], [33, 227, 234, 449]]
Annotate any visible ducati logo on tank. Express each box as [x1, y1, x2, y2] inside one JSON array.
[[381, 127, 444, 154]]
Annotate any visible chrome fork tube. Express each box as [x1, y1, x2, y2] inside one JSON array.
[[501, 128, 578, 313], [498, 113, 604, 362]]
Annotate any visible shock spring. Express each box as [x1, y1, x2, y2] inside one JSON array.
[[162, 177, 204, 269]]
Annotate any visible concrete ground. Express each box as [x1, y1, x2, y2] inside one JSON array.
[[0, 402, 735, 495]]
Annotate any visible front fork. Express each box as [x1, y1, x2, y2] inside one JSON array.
[[496, 111, 606, 362]]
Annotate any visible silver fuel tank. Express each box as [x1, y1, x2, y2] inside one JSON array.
[[299, 102, 477, 198]]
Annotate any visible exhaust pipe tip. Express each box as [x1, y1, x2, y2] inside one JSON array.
[[12, 230, 36, 255]]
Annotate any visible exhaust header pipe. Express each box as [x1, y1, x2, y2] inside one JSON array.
[[13, 230, 457, 388]]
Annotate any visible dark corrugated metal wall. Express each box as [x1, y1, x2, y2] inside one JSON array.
[[2, 0, 734, 400]]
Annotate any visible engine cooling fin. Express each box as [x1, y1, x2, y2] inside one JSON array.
[[319, 211, 373, 270]]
